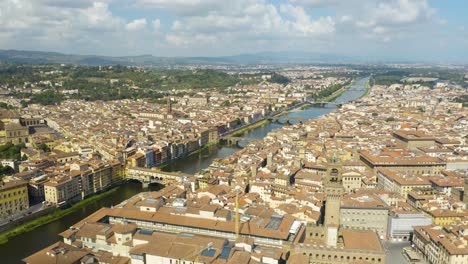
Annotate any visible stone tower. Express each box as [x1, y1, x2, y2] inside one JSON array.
[[166, 97, 172, 113], [324, 153, 344, 247]]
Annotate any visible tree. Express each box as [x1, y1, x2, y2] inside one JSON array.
[[270, 73, 290, 84], [37, 143, 51, 152], [0, 165, 14, 176], [0, 143, 25, 160]]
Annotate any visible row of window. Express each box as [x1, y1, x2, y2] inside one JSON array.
[[0, 189, 27, 199], [0, 197, 28, 205], [304, 252, 382, 263]]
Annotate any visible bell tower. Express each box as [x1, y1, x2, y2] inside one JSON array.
[[166, 96, 172, 113], [324, 152, 344, 247]]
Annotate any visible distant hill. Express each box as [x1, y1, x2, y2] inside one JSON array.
[[0, 49, 364, 66]]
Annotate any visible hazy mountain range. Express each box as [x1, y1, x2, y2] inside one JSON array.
[[0, 49, 420, 66]]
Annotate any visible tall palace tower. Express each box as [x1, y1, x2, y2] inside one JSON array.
[[324, 154, 344, 247]]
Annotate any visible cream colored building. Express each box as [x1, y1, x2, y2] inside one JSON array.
[[341, 171, 362, 193], [377, 169, 431, 198], [340, 192, 389, 239], [412, 224, 468, 264], [392, 130, 436, 150], [360, 149, 446, 174], [44, 175, 81, 205]]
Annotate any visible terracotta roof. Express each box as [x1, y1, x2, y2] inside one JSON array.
[[342, 229, 383, 252]]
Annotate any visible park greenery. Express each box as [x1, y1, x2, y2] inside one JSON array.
[[0, 64, 250, 106], [0, 143, 25, 160], [36, 143, 51, 153], [0, 164, 14, 177], [0, 102, 15, 110], [2, 63, 466, 107], [269, 73, 290, 84], [313, 81, 351, 100], [370, 68, 467, 87], [453, 95, 468, 107]]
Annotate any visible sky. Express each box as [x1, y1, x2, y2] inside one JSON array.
[[0, 0, 467, 62]]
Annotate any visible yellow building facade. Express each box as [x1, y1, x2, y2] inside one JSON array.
[[0, 179, 29, 219]]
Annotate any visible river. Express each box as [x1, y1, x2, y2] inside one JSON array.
[[0, 77, 369, 263]]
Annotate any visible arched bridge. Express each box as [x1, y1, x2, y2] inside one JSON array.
[[266, 116, 310, 125], [305, 101, 344, 107], [127, 167, 191, 187], [220, 136, 256, 147]]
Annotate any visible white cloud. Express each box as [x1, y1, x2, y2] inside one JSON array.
[[166, 33, 217, 47], [152, 19, 161, 30], [340, 15, 352, 23], [0, 0, 130, 54], [0, 0, 462, 60], [133, 0, 225, 16], [280, 4, 335, 35], [164, 0, 336, 50], [126, 18, 147, 31], [370, 0, 435, 25]]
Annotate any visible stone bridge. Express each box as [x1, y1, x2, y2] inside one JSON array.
[[305, 101, 344, 107], [220, 136, 256, 147], [126, 167, 191, 188], [266, 116, 310, 125]]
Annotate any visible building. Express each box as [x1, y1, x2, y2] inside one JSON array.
[[392, 130, 436, 150], [341, 171, 362, 193], [0, 110, 30, 144], [28, 175, 49, 204], [110, 160, 125, 183], [44, 175, 81, 205], [360, 148, 446, 174], [23, 241, 131, 264], [387, 207, 432, 241], [57, 185, 305, 247], [208, 128, 219, 144], [377, 169, 431, 198], [187, 97, 209, 106], [323, 159, 344, 247], [0, 179, 29, 219], [4, 121, 29, 144], [340, 192, 389, 239], [294, 229, 386, 264], [423, 209, 467, 226], [26, 222, 285, 264], [412, 224, 468, 264]]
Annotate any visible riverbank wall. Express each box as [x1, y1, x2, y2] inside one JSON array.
[[0, 186, 119, 244], [0, 206, 55, 235]]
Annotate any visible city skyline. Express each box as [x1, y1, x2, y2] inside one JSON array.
[[0, 0, 467, 62]]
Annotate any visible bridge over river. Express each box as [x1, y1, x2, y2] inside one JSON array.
[[126, 167, 191, 188]]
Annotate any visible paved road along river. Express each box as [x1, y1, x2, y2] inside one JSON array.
[[0, 77, 369, 263]]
